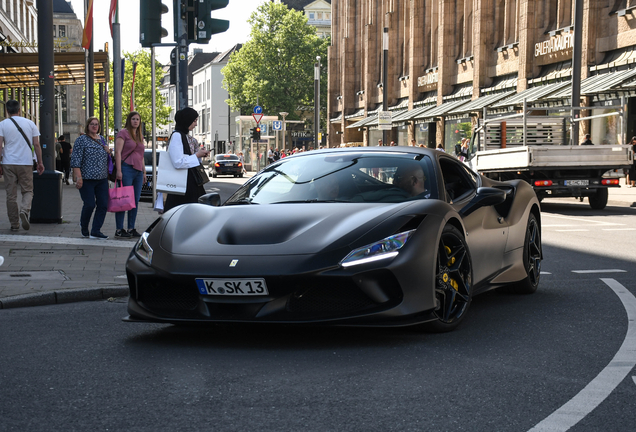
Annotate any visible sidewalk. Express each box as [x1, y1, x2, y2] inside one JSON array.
[[0, 173, 634, 309]]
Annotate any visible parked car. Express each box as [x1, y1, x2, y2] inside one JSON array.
[[124, 147, 542, 332], [210, 154, 243, 178], [141, 149, 164, 200]]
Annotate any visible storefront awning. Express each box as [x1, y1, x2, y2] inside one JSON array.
[[548, 68, 636, 99], [413, 99, 469, 122], [344, 107, 366, 120], [491, 81, 570, 108], [0, 52, 110, 89], [448, 90, 516, 115], [330, 112, 342, 123], [346, 115, 377, 129]]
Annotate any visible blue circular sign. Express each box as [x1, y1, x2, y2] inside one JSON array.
[[254, 105, 263, 114]]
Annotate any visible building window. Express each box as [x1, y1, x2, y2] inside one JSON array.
[[59, 25, 66, 38], [309, 12, 315, 19], [53, 25, 56, 37]]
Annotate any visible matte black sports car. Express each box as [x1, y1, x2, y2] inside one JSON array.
[[124, 147, 542, 332]]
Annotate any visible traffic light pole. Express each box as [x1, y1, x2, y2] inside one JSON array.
[[177, 1, 189, 110]]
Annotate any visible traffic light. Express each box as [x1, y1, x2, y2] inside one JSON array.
[[195, 0, 230, 44], [169, 48, 177, 85], [250, 127, 261, 141], [140, 0, 169, 47]]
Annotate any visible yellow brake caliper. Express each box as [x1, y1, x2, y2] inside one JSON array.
[[445, 246, 459, 291]]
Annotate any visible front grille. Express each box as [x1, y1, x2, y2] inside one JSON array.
[[141, 174, 152, 195], [284, 282, 378, 320], [136, 278, 200, 318]]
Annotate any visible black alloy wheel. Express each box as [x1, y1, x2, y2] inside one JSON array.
[[420, 225, 472, 333], [506, 212, 542, 294]]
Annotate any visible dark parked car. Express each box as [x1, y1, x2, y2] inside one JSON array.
[[210, 154, 243, 178], [141, 149, 164, 199], [124, 147, 542, 332]]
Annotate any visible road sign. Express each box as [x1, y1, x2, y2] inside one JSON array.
[[272, 121, 282, 131], [252, 113, 263, 123], [260, 123, 268, 135], [253, 105, 263, 114], [378, 111, 392, 130]]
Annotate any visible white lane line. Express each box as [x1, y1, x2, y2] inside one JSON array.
[[541, 214, 622, 226], [572, 270, 627, 274], [0, 234, 134, 249], [602, 228, 636, 231], [555, 229, 589, 232], [540, 272, 552, 275], [528, 278, 636, 432]]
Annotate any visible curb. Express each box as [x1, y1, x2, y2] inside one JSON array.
[[0, 286, 129, 309]]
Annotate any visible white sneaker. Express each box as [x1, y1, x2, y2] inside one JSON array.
[[20, 211, 30, 230]]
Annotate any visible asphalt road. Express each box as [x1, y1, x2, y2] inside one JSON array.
[[1, 182, 634, 431]]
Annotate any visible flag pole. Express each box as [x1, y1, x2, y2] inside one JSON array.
[[113, 2, 122, 138]]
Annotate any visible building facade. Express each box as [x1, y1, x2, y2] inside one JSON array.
[[192, 44, 242, 154], [328, 1, 636, 149], [0, 0, 38, 121]]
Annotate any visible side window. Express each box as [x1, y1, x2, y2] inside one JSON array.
[[439, 157, 477, 202]]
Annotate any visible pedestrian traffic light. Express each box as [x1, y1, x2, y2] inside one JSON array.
[[140, 0, 169, 47], [195, 0, 230, 44]]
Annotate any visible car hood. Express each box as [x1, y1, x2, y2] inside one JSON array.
[[159, 202, 419, 256]]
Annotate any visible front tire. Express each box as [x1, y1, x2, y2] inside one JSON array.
[[506, 212, 542, 294], [418, 225, 473, 333]]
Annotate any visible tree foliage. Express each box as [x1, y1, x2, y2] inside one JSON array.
[[222, 2, 328, 124], [93, 50, 171, 141]]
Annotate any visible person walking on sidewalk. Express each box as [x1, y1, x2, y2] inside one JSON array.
[[0, 99, 45, 232], [114, 111, 145, 239], [70, 117, 111, 239], [58, 135, 72, 184]]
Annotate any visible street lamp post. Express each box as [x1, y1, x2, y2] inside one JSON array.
[[314, 56, 321, 149], [280, 111, 288, 151]]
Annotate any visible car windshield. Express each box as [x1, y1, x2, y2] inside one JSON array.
[[225, 151, 437, 205], [144, 151, 160, 166], [216, 154, 239, 161]]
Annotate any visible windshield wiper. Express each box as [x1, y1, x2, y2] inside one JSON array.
[[271, 199, 349, 204]]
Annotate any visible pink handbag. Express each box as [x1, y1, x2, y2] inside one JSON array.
[[107, 181, 136, 213]]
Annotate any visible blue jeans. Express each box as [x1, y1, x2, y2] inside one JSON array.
[[115, 162, 143, 230], [79, 178, 109, 234]]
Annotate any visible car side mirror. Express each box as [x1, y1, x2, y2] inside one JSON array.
[[459, 187, 507, 217], [198, 192, 222, 207]]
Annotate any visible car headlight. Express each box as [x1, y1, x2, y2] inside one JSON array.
[[134, 232, 153, 266], [340, 229, 415, 268]]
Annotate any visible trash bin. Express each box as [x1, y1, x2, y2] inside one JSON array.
[[30, 170, 63, 224]]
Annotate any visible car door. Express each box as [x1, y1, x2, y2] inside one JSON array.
[[438, 156, 509, 284]]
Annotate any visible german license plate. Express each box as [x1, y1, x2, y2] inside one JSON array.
[[565, 180, 589, 186], [195, 278, 268, 296]]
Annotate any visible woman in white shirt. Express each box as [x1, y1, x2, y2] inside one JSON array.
[[164, 107, 210, 211]]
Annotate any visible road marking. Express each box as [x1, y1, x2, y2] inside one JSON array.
[[540, 272, 552, 275], [601, 228, 636, 231], [541, 214, 622, 226], [571, 269, 627, 274], [528, 278, 636, 432], [555, 229, 589, 232], [0, 234, 134, 249]]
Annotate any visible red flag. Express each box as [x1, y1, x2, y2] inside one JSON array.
[[109, 0, 118, 38], [81, 0, 94, 50], [130, 62, 138, 112]]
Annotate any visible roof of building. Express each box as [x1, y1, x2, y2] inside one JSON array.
[[187, 52, 220, 85], [212, 44, 242, 63], [282, 0, 331, 12], [53, 0, 75, 14]]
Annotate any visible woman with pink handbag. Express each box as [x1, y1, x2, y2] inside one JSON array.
[[113, 111, 146, 239]]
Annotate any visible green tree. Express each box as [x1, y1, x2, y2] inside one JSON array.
[[94, 49, 171, 142], [222, 2, 328, 126]]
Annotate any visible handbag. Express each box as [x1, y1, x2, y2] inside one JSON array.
[[156, 150, 187, 195], [9, 118, 38, 170], [192, 162, 210, 186], [153, 191, 164, 213], [101, 136, 135, 182], [107, 181, 137, 213]]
